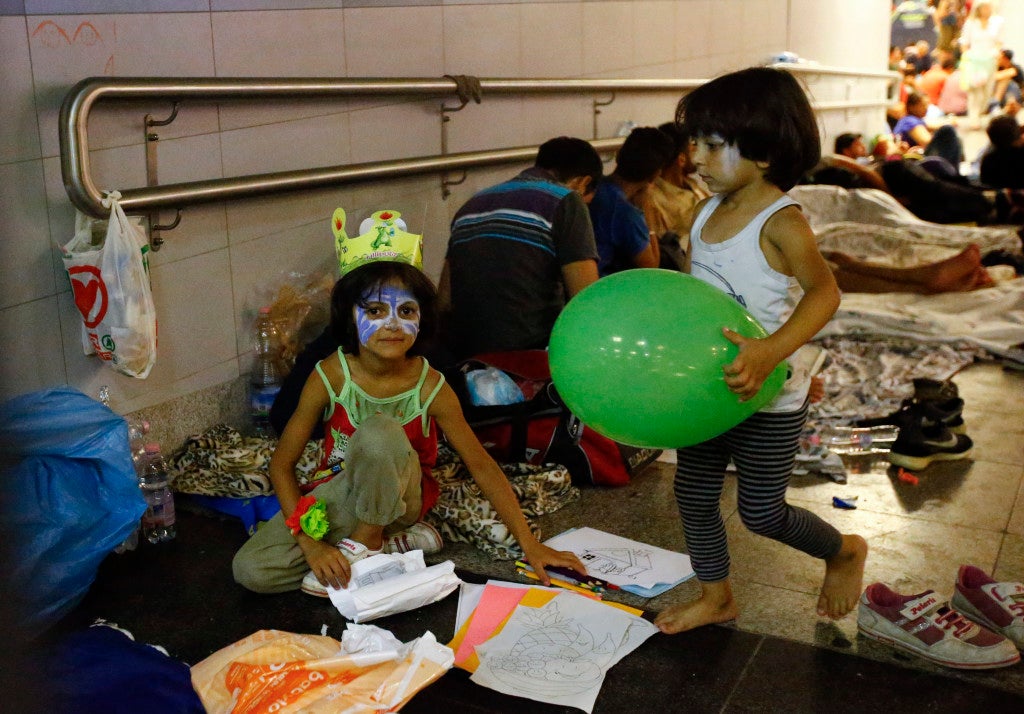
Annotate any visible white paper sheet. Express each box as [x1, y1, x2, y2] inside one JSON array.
[[543, 527, 694, 590], [328, 551, 461, 623], [470, 592, 658, 713]]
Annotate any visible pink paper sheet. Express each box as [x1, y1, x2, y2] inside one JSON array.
[[453, 583, 528, 666]]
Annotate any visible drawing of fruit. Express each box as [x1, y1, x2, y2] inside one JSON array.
[[485, 602, 614, 696]]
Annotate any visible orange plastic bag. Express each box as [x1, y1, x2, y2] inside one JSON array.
[[190, 629, 453, 713]]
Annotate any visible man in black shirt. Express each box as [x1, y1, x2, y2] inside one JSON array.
[[980, 115, 1024, 189]]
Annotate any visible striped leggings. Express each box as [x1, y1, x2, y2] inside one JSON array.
[[673, 402, 842, 583]]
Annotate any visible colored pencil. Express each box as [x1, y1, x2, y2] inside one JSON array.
[[515, 561, 621, 591], [515, 569, 602, 599]]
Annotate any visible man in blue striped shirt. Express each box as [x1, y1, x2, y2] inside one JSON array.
[[439, 137, 602, 360]]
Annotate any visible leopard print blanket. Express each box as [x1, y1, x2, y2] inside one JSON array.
[[426, 444, 580, 560], [168, 424, 322, 497], [168, 426, 580, 559]]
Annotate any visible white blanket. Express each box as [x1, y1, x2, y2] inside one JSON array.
[[788, 185, 1024, 361], [819, 281, 1024, 362]]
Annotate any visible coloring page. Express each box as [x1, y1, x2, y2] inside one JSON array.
[[470, 592, 657, 712], [543, 527, 694, 590]]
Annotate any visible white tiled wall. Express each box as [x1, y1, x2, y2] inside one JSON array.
[[0, 0, 894, 413]]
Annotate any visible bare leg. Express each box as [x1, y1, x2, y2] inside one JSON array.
[[654, 579, 738, 634], [824, 244, 993, 294], [348, 521, 385, 551], [817, 534, 868, 619]]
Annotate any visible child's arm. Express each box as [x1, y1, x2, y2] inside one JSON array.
[[721, 206, 840, 401], [429, 381, 586, 584], [270, 364, 355, 589]]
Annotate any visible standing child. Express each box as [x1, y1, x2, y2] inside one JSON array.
[[655, 67, 867, 634], [233, 220, 584, 597]]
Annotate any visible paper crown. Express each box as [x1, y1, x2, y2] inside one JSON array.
[[332, 208, 423, 277]]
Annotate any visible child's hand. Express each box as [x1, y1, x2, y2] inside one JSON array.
[[301, 538, 353, 590], [721, 328, 780, 402], [520, 542, 587, 586]]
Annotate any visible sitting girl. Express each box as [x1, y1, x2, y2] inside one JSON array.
[[232, 256, 584, 596]]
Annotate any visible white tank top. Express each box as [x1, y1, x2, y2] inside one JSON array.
[[689, 193, 811, 413]]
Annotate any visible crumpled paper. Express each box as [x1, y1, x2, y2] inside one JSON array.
[[328, 551, 462, 623]]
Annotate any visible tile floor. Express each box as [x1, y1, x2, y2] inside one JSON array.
[[16, 358, 1020, 712]]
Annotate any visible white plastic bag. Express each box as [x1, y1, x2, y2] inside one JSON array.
[[62, 191, 157, 379]]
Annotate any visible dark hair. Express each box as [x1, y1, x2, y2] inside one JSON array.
[[675, 67, 821, 191], [535, 136, 604, 190], [614, 126, 676, 182], [657, 121, 690, 155], [986, 115, 1022, 149], [1002, 48, 1014, 61], [834, 132, 862, 154], [330, 261, 438, 355], [905, 92, 926, 110]]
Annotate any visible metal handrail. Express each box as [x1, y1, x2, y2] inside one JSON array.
[[60, 67, 894, 219]]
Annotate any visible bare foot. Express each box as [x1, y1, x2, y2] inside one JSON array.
[[968, 266, 995, 290], [817, 534, 868, 619], [655, 580, 738, 634], [927, 244, 985, 293]]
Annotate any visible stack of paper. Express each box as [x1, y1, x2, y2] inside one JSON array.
[[542, 527, 695, 597], [449, 581, 657, 713]]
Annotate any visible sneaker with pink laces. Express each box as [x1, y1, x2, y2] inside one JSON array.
[[951, 565, 1024, 650], [383, 521, 443, 555], [857, 582, 1020, 669]]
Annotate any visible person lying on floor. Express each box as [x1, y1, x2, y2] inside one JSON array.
[[822, 243, 1014, 294], [803, 141, 1019, 227], [233, 257, 584, 597]]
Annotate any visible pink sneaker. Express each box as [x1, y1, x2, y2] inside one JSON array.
[[951, 565, 1024, 650], [857, 582, 1020, 669]]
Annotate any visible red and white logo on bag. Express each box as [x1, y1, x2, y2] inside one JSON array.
[[67, 265, 108, 328]]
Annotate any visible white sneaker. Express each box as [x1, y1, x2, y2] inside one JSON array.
[[300, 538, 381, 598], [857, 582, 1020, 669], [383, 521, 443, 555]]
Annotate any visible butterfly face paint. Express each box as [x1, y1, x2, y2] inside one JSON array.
[[355, 284, 420, 345]]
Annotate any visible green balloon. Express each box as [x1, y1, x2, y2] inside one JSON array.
[[549, 269, 787, 448]]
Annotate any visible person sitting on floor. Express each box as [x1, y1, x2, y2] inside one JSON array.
[[980, 114, 1024, 189], [642, 122, 711, 260], [937, 67, 969, 116], [233, 256, 585, 597], [588, 126, 675, 276], [917, 55, 955, 106], [992, 48, 1023, 111], [892, 92, 964, 168], [439, 136, 603, 360]]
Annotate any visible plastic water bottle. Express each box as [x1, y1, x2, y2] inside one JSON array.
[[139, 443, 176, 543], [819, 424, 899, 455], [115, 416, 149, 553], [250, 306, 283, 437], [127, 418, 150, 470]]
